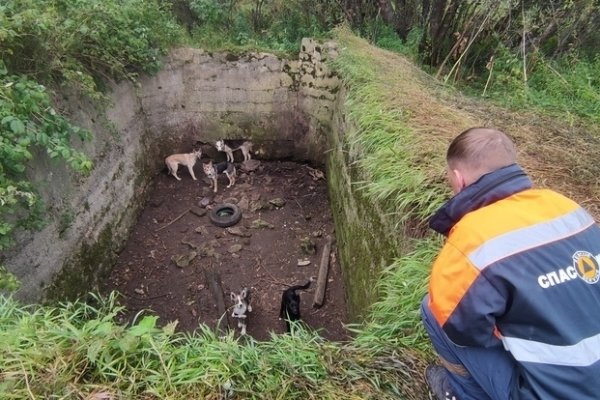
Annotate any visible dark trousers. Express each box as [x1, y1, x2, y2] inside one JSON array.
[[421, 296, 517, 400]]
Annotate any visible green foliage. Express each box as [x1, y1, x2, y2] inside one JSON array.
[[0, 266, 20, 292], [465, 47, 600, 124], [354, 237, 440, 355], [375, 25, 422, 60], [189, 0, 229, 26], [188, 0, 340, 53], [330, 28, 447, 227], [0, 65, 92, 251], [1, 0, 184, 92], [0, 293, 426, 399], [0, 0, 185, 268]]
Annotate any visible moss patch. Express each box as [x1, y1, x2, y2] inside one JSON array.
[[45, 224, 117, 301]]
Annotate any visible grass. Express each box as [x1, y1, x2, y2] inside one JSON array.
[[3, 24, 600, 400], [330, 27, 451, 231], [0, 293, 429, 399]]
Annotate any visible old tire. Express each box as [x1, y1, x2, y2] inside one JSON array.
[[209, 203, 242, 228]]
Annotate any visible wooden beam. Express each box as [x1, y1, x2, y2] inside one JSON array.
[[313, 235, 333, 308], [204, 267, 231, 333]]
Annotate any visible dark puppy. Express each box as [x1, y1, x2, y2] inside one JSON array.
[[279, 278, 313, 332]]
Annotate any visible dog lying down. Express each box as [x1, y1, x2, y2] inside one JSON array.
[[230, 287, 252, 335], [279, 277, 314, 332]]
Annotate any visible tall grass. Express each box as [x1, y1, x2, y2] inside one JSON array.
[[354, 237, 441, 355], [0, 293, 429, 399], [460, 47, 600, 126], [330, 27, 448, 229], [186, 0, 337, 55]]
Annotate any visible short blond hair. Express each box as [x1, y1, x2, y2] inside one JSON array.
[[447, 127, 516, 179]]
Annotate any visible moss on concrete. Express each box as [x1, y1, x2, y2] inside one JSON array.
[[326, 126, 404, 321], [45, 224, 117, 301]]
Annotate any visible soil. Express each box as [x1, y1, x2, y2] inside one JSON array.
[[101, 160, 350, 341]]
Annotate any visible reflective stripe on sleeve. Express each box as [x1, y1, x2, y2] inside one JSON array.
[[468, 207, 594, 271]]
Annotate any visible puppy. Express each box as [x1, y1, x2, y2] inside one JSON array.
[[279, 278, 313, 332], [215, 139, 253, 162], [230, 287, 252, 335], [202, 161, 236, 193], [165, 149, 202, 180]]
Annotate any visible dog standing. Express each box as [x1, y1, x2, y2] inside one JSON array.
[[202, 160, 236, 193], [230, 288, 252, 335], [215, 139, 253, 162], [165, 149, 202, 180], [279, 278, 313, 332]]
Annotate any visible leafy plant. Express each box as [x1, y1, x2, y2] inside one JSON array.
[[0, 0, 185, 279], [0, 292, 429, 399], [0, 64, 92, 251], [0, 266, 20, 292]]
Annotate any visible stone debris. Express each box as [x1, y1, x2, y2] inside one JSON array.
[[172, 251, 197, 268], [226, 226, 252, 237], [300, 236, 317, 255], [190, 207, 207, 217], [269, 198, 286, 208], [181, 239, 198, 249], [228, 244, 243, 254], [238, 196, 250, 210], [199, 242, 219, 259], [251, 218, 274, 229], [195, 225, 209, 235], [240, 159, 261, 172], [297, 259, 311, 267], [307, 166, 325, 181], [249, 200, 269, 212], [198, 197, 212, 208]]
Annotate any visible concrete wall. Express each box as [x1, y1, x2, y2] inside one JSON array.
[[3, 39, 341, 303], [326, 87, 407, 320], [4, 37, 402, 322], [139, 39, 340, 167]]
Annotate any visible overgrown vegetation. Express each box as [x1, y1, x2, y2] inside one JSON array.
[[0, 292, 428, 398], [2, 0, 600, 398], [0, 0, 183, 286], [178, 0, 342, 53], [356, 1, 600, 125]]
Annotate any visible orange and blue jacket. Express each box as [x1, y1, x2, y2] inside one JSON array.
[[428, 163, 600, 399]]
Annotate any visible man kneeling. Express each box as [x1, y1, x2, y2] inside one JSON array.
[[423, 127, 600, 400]]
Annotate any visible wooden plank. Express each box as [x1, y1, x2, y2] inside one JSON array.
[[313, 235, 333, 308], [204, 267, 231, 332]]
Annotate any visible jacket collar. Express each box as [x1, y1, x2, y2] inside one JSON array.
[[429, 164, 532, 236]]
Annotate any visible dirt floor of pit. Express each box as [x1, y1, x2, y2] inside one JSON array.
[[101, 160, 350, 341]]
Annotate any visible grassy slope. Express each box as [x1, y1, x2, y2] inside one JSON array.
[[2, 27, 600, 399]]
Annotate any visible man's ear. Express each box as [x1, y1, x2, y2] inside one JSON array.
[[450, 168, 467, 194]]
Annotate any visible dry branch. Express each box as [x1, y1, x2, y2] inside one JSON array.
[[155, 209, 190, 232]]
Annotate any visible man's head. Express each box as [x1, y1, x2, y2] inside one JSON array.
[[446, 127, 517, 194]]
